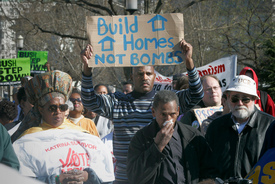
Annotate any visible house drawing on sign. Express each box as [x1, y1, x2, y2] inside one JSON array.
[[147, 15, 168, 32], [98, 36, 116, 51]]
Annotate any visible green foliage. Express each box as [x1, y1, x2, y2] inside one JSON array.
[[257, 37, 275, 100]]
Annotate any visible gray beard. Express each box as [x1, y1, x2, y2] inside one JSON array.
[[230, 105, 255, 120]]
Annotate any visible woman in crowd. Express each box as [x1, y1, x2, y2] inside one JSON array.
[[13, 70, 114, 184], [68, 89, 99, 137]]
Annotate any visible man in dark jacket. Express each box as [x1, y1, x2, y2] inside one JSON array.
[[127, 90, 212, 184], [205, 75, 275, 180]]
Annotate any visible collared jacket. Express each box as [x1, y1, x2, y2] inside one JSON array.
[[127, 119, 212, 184], [205, 107, 275, 180]]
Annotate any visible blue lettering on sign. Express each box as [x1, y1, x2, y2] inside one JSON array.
[[97, 16, 138, 36], [124, 34, 135, 51], [123, 36, 175, 51], [116, 54, 126, 64], [95, 54, 126, 65], [158, 38, 167, 48], [167, 37, 174, 48], [95, 54, 105, 65], [107, 54, 115, 64], [147, 15, 168, 32], [140, 54, 151, 65], [165, 52, 174, 64], [135, 38, 144, 50], [131, 53, 139, 66], [144, 38, 158, 50], [152, 53, 164, 64], [109, 24, 117, 35], [98, 36, 116, 51], [98, 18, 108, 36], [95, 51, 183, 66], [174, 51, 183, 63]]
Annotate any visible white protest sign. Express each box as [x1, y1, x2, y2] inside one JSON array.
[[153, 55, 237, 92], [86, 13, 184, 67], [193, 106, 223, 125], [153, 70, 173, 91], [183, 55, 237, 92], [13, 129, 114, 182]]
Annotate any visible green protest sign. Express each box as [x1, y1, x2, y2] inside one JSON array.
[[0, 58, 31, 86], [18, 51, 48, 73]]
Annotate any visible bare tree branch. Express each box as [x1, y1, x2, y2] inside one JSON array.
[[182, 0, 210, 10], [154, 0, 164, 14], [108, 0, 118, 15], [77, 0, 114, 15]]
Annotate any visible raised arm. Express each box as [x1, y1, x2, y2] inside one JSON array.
[[80, 45, 113, 119], [81, 44, 93, 76], [177, 40, 204, 113]]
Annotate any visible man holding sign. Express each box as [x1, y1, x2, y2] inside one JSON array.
[[81, 39, 204, 183]]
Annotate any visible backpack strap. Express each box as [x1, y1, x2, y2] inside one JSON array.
[[260, 90, 268, 112]]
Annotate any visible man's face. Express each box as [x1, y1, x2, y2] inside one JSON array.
[[38, 97, 66, 127], [132, 66, 156, 93], [227, 91, 255, 120], [152, 101, 179, 129], [95, 85, 108, 95], [202, 76, 222, 106]]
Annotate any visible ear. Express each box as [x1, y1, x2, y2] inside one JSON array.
[[177, 106, 180, 116], [152, 107, 156, 117]]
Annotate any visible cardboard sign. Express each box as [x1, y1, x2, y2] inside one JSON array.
[[0, 58, 30, 86], [18, 51, 48, 73], [86, 13, 184, 67], [246, 147, 275, 183], [193, 106, 223, 125]]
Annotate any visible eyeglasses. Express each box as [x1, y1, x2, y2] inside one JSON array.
[[230, 96, 252, 104], [70, 98, 82, 103], [48, 104, 68, 112]]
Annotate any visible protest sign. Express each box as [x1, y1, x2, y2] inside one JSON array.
[[183, 55, 237, 92], [246, 147, 275, 183], [153, 55, 237, 92], [0, 58, 30, 86], [86, 13, 184, 67], [153, 70, 173, 91], [18, 51, 48, 73], [193, 106, 223, 126]]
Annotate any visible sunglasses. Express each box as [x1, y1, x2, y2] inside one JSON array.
[[230, 96, 252, 104], [48, 104, 68, 112], [70, 98, 82, 103]]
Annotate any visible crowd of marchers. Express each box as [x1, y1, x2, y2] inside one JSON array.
[[0, 40, 274, 184]]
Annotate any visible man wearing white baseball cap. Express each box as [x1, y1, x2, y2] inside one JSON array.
[[205, 75, 275, 180]]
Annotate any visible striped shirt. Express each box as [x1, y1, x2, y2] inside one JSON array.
[[81, 67, 203, 183]]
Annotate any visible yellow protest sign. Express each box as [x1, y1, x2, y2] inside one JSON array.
[[86, 13, 184, 67]]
